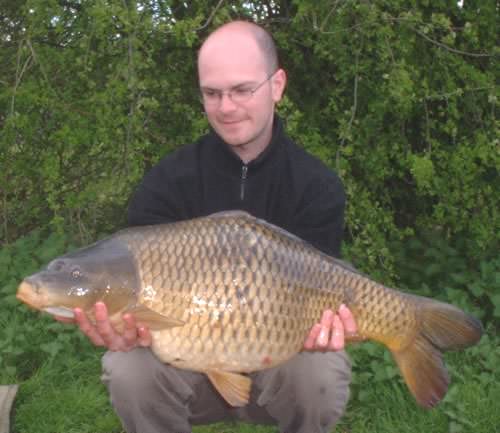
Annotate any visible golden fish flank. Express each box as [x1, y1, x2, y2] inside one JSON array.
[[16, 211, 483, 409]]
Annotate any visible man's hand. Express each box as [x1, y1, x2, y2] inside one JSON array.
[[303, 304, 358, 351], [55, 302, 152, 351]]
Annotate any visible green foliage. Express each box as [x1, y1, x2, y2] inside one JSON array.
[[1, 0, 497, 267], [0, 229, 92, 379], [391, 230, 500, 328], [0, 229, 120, 432], [1, 1, 498, 432]]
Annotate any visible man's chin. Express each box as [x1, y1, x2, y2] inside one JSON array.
[[216, 130, 249, 147]]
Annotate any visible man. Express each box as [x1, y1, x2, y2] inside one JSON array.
[[64, 20, 358, 433]]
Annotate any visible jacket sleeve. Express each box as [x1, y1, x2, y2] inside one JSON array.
[[127, 163, 186, 226], [291, 172, 346, 258]]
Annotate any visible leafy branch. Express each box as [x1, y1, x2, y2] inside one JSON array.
[[409, 24, 497, 58], [10, 39, 33, 116]]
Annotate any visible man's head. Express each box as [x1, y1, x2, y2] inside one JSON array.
[[198, 21, 286, 161]]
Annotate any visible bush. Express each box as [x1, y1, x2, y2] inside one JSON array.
[[1, 1, 497, 266]]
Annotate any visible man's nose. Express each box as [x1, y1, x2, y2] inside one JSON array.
[[218, 92, 237, 112]]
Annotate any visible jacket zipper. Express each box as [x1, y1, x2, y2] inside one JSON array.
[[240, 165, 248, 201]]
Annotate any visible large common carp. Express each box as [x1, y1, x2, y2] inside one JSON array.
[[17, 211, 482, 408]]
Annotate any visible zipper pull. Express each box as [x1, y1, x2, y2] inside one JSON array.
[[240, 165, 248, 201]]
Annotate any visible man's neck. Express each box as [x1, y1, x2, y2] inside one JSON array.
[[233, 140, 268, 164], [231, 119, 274, 164]]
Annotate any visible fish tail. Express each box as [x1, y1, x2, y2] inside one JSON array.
[[390, 299, 483, 408]]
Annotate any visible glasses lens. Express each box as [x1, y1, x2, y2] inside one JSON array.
[[230, 88, 253, 103], [201, 90, 220, 106]]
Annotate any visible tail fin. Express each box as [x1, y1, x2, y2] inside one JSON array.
[[391, 300, 483, 408]]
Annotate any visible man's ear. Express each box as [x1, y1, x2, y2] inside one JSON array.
[[271, 68, 287, 102]]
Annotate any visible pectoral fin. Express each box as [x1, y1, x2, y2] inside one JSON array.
[[127, 305, 185, 330], [206, 370, 251, 407]]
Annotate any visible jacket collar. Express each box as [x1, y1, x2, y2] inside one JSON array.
[[206, 114, 285, 176]]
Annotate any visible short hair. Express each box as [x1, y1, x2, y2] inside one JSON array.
[[247, 23, 279, 74]]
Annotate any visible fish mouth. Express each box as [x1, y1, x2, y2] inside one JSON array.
[[16, 280, 48, 311], [17, 282, 76, 319]]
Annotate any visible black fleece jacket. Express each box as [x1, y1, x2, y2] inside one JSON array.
[[128, 116, 346, 257]]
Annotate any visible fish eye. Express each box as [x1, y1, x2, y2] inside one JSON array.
[[71, 267, 82, 279]]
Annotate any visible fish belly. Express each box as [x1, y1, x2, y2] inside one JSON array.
[[149, 306, 308, 373]]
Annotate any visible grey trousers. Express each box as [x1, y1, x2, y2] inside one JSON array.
[[101, 348, 351, 433]]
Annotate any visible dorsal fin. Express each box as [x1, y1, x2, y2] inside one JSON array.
[[207, 210, 253, 219]]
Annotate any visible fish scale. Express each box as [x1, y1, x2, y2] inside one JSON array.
[[125, 216, 367, 370], [17, 210, 483, 408]]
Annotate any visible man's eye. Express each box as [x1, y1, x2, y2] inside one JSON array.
[[203, 89, 219, 98], [233, 88, 250, 96]]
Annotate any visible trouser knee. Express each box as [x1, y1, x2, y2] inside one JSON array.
[[252, 351, 352, 433], [102, 349, 159, 399], [101, 348, 197, 433]]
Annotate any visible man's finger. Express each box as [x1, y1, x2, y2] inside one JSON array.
[[74, 308, 105, 347], [121, 313, 139, 349], [317, 310, 334, 348], [94, 302, 119, 346], [329, 314, 345, 351], [137, 326, 153, 347], [303, 323, 322, 350], [320, 309, 335, 327], [338, 304, 357, 335]]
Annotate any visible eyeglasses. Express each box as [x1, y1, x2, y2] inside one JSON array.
[[200, 71, 277, 107]]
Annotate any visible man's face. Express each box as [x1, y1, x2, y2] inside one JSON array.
[[198, 29, 286, 152]]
